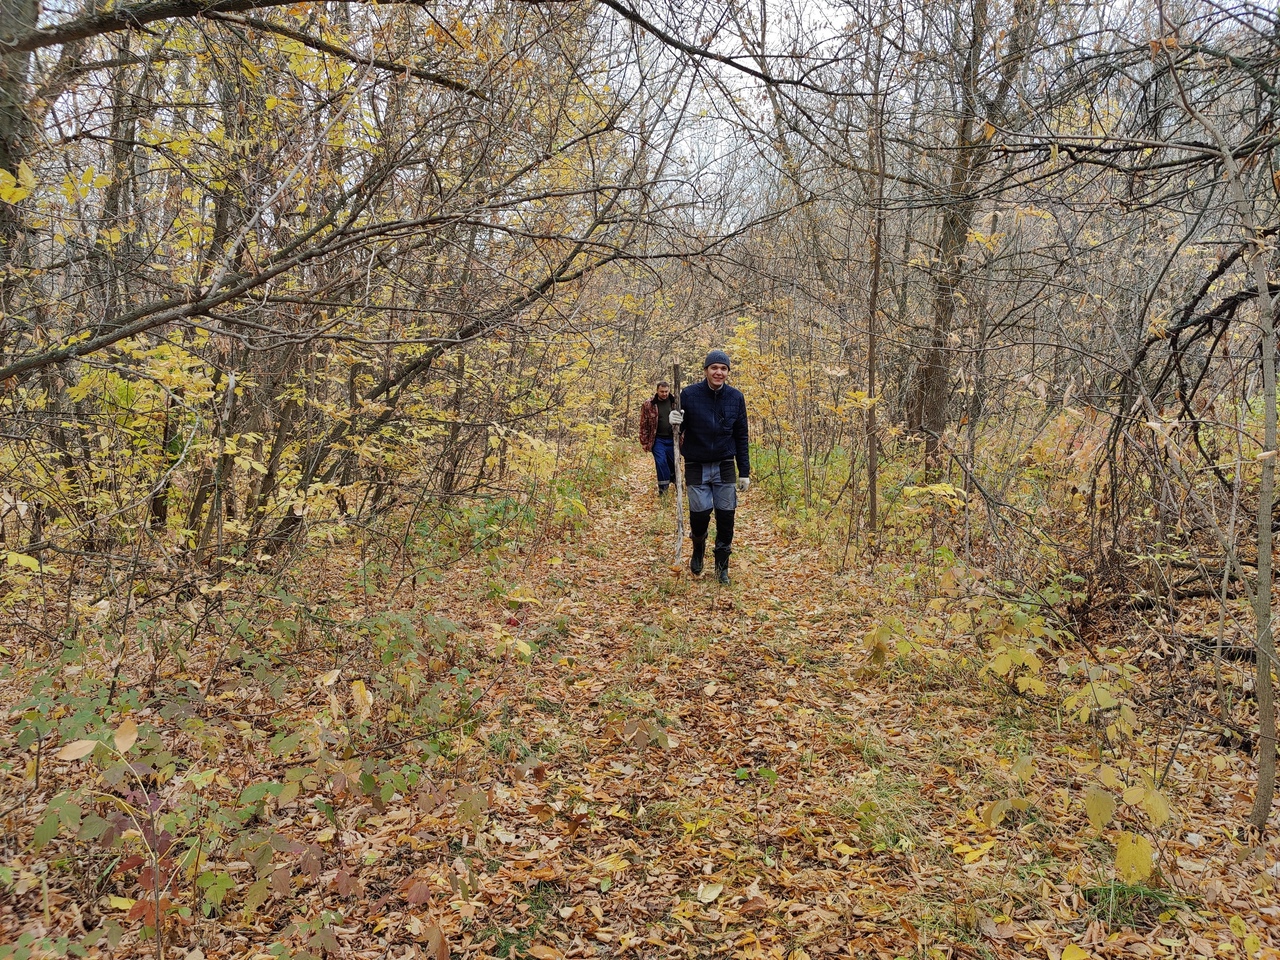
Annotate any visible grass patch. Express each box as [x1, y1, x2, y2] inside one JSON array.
[[625, 624, 693, 665], [637, 798, 733, 837], [597, 683, 656, 711], [830, 766, 932, 853], [532, 696, 569, 717], [841, 729, 890, 765], [893, 893, 1001, 958], [1081, 881, 1186, 930], [487, 726, 527, 760]]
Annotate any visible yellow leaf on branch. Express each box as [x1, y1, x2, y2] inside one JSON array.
[[1115, 832, 1154, 883]]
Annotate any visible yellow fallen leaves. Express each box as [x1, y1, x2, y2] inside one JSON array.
[[351, 679, 374, 722], [953, 838, 997, 864], [592, 851, 630, 876]]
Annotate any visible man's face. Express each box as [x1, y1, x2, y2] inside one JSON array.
[[706, 363, 729, 389], [656, 385, 670, 399]]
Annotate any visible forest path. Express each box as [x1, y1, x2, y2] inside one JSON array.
[[8, 457, 1275, 960], [413, 455, 1092, 960]]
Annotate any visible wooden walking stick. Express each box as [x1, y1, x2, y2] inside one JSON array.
[[672, 363, 686, 564]]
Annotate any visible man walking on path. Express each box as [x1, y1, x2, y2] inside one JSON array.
[[639, 380, 676, 495], [667, 351, 750, 584]]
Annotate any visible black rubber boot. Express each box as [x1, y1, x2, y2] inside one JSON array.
[[691, 539, 706, 575], [689, 510, 711, 575], [714, 508, 735, 584], [714, 549, 730, 584]]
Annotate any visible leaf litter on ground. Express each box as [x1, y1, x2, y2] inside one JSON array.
[[2, 455, 1279, 959]]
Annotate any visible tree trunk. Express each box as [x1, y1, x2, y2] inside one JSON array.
[[0, 0, 35, 358], [0, 0, 33, 216], [1251, 259, 1277, 832], [913, 193, 978, 471], [908, 0, 1034, 476], [866, 87, 886, 544], [1165, 43, 1278, 830]]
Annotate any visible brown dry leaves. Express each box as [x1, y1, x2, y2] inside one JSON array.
[[3, 456, 1280, 959]]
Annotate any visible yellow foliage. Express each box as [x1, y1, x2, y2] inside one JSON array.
[[0, 162, 36, 203], [1114, 831, 1154, 883], [1084, 785, 1115, 830]]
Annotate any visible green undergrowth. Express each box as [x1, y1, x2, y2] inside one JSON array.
[[770, 454, 1230, 928], [0, 449, 626, 960]]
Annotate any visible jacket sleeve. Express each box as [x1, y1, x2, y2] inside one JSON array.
[[733, 393, 750, 477], [639, 401, 656, 451]]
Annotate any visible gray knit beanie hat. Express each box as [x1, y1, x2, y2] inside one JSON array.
[[703, 349, 732, 370]]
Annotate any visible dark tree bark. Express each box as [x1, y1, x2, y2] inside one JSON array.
[[0, 0, 36, 360], [907, 0, 1036, 475]]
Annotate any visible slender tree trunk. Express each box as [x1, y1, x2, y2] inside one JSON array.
[[150, 393, 177, 527], [913, 182, 978, 469], [866, 90, 886, 545], [1163, 33, 1277, 828], [0, 0, 33, 215], [0, 0, 35, 359], [965, 208, 999, 498], [442, 354, 467, 494], [99, 38, 137, 326], [1247, 237, 1277, 833]]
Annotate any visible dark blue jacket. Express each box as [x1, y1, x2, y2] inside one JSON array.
[[678, 379, 750, 479]]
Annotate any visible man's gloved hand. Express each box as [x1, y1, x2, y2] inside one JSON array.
[[737, 477, 750, 493], [668, 409, 684, 426]]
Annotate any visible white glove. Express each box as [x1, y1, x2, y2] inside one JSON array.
[[737, 477, 750, 493], [668, 409, 684, 426]]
